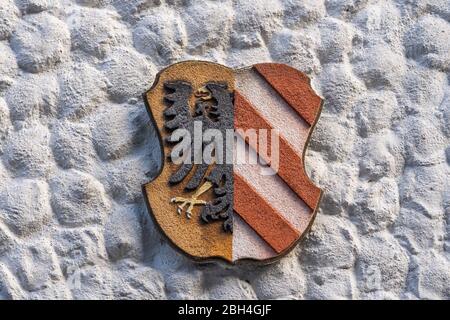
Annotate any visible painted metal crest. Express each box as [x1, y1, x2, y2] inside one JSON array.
[[143, 61, 323, 264]]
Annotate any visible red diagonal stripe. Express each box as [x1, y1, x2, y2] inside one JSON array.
[[254, 63, 321, 125], [234, 91, 321, 209], [234, 173, 300, 253]]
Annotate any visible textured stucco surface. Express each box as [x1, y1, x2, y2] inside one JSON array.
[[0, 0, 449, 299]]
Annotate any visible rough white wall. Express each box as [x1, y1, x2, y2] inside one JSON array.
[[0, 0, 449, 300]]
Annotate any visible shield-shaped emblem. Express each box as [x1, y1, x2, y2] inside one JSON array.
[[143, 61, 323, 264]]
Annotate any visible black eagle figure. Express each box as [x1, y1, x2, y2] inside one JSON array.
[[162, 80, 233, 233]]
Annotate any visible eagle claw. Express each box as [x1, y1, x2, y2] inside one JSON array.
[[170, 179, 212, 220], [170, 196, 207, 219]]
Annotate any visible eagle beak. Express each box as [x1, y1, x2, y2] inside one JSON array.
[[194, 86, 212, 101]]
